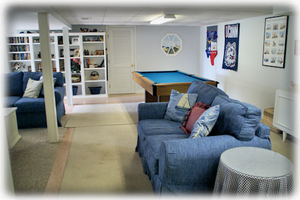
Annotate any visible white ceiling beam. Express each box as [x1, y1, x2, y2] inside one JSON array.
[[43, 7, 72, 29]]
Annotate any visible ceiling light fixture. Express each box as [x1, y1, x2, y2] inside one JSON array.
[[150, 14, 176, 25], [81, 17, 92, 20]]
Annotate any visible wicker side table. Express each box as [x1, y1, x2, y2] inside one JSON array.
[[213, 147, 293, 196]]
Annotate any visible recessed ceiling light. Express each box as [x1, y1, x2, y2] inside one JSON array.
[[150, 14, 176, 25]]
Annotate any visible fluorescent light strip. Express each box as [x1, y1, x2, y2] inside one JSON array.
[[150, 14, 176, 25]]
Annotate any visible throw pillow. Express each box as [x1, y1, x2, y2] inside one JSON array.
[[190, 105, 220, 138], [181, 102, 210, 135], [23, 78, 43, 98], [164, 89, 198, 123]]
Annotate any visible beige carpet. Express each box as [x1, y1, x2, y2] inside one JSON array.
[[9, 127, 66, 193], [60, 102, 153, 194], [59, 125, 152, 194], [64, 103, 139, 127]]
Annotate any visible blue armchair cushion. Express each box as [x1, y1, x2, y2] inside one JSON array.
[[5, 71, 23, 96], [187, 81, 228, 105], [164, 90, 198, 123], [211, 95, 262, 141], [190, 105, 220, 138]]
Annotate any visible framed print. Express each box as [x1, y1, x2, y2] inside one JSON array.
[[262, 15, 288, 68], [72, 37, 80, 45]]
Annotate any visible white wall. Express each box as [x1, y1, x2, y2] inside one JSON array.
[[199, 14, 298, 111], [135, 26, 200, 92]]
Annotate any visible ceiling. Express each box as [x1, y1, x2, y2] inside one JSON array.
[[50, 5, 274, 26], [5, 2, 278, 31]]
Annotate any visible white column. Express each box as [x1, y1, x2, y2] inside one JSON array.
[[38, 12, 59, 143], [63, 27, 73, 105]]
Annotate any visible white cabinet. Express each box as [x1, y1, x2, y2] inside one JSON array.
[[273, 89, 297, 141], [7, 32, 107, 98]]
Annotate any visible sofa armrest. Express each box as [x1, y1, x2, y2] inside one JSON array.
[[255, 122, 270, 139], [158, 135, 271, 192], [138, 102, 168, 121], [54, 86, 65, 105]]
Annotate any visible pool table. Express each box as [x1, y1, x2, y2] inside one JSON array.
[[133, 70, 219, 102]]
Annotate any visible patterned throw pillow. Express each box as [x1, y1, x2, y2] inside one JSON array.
[[181, 102, 210, 135], [190, 105, 220, 138], [164, 89, 198, 123], [22, 78, 43, 98]]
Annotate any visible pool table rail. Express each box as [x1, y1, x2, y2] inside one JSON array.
[[132, 70, 218, 102]]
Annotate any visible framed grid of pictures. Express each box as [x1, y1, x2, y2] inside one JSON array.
[[262, 15, 288, 68]]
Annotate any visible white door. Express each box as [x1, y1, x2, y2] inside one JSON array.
[[108, 26, 135, 94]]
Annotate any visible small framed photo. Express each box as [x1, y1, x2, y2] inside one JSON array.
[[72, 37, 80, 45], [74, 49, 80, 57]]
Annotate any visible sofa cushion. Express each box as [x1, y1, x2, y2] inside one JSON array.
[[23, 78, 43, 98], [3, 96, 21, 107], [190, 105, 220, 138], [5, 71, 23, 96], [211, 95, 262, 141], [164, 89, 198, 123], [181, 102, 210, 135], [187, 81, 228, 105], [23, 72, 64, 93], [145, 134, 189, 175], [15, 97, 46, 113], [139, 119, 185, 136]]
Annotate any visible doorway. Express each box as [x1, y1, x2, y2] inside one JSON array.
[[107, 26, 136, 94]]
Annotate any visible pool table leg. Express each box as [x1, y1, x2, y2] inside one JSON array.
[[145, 91, 170, 103], [145, 91, 158, 102]]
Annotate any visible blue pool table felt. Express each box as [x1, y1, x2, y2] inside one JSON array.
[[138, 71, 208, 84]]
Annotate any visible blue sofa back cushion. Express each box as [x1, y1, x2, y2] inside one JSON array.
[[22, 72, 64, 93], [5, 71, 23, 96], [210, 95, 262, 141], [187, 81, 228, 105]]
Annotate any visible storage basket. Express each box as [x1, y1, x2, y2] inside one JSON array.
[[88, 86, 102, 94]]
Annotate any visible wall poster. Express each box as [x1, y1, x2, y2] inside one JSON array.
[[205, 26, 218, 66], [262, 15, 288, 68], [222, 23, 240, 71]]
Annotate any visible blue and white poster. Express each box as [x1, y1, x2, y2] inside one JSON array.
[[222, 23, 240, 71]]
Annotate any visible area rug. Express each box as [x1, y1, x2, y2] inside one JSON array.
[[64, 103, 140, 128], [59, 125, 153, 194]]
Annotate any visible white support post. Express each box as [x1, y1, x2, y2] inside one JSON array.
[[63, 27, 73, 106], [38, 12, 59, 143]]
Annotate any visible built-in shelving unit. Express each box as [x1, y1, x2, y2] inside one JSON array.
[[7, 32, 107, 98]]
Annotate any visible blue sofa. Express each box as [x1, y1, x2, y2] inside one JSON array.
[[4, 71, 65, 128], [136, 81, 271, 194]]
